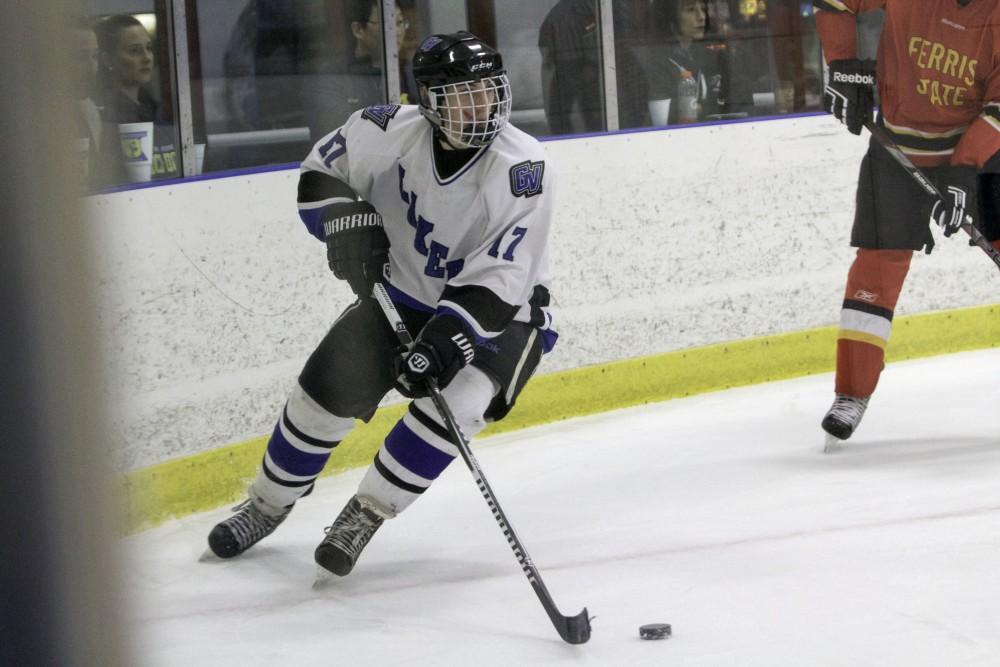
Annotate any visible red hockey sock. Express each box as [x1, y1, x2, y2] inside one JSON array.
[[993, 239, 1000, 252], [834, 248, 912, 397]]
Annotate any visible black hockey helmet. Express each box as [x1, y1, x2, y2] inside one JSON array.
[[412, 31, 512, 148]]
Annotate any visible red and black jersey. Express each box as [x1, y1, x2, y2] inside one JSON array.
[[814, 0, 1000, 168]]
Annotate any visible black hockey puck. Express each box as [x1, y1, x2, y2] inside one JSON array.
[[639, 623, 672, 640]]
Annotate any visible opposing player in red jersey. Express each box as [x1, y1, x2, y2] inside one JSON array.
[[813, 0, 1000, 444]]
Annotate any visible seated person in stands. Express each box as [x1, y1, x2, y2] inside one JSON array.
[[645, 0, 716, 124], [643, 0, 753, 125], [95, 14, 179, 180]]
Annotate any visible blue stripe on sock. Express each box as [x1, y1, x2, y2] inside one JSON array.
[[266, 421, 332, 477], [383, 421, 455, 481]]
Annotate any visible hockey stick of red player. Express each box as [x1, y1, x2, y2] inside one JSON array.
[[371, 282, 592, 645], [864, 120, 1000, 272]]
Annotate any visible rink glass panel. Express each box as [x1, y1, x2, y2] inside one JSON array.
[[80, 0, 828, 185]]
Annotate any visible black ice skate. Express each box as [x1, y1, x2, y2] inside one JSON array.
[[314, 495, 385, 577], [821, 393, 870, 451], [207, 496, 291, 559]]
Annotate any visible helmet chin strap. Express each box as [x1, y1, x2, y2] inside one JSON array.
[[433, 115, 481, 150], [434, 127, 466, 151], [418, 106, 456, 148]]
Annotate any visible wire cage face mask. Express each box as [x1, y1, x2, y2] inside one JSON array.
[[424, 74, 512, 148]]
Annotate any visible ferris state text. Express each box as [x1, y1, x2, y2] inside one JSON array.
[[908, 35, 977, 108]]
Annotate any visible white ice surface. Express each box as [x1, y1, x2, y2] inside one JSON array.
[[122, 349, 1000, 666]]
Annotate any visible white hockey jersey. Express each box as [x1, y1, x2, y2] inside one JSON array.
[[299, 104, 557, 349]]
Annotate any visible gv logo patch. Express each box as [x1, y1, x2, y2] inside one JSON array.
[[509, 160, 545, 198]]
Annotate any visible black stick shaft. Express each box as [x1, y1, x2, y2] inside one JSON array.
[[864, 120, 1000, 271], [371, 283, 591, 644]]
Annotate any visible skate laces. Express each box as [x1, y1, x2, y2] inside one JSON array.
[[221, 499, 288, 549], [827, 394, 869, 425], [230, 499, 251, 512], [321, 500, 382, 557]]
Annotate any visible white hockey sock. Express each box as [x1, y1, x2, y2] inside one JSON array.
[[252, 382, 355, 510]]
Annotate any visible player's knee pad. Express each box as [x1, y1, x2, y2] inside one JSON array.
[[297, 368, 377, 420], [287, 382, 355, 442], [413, 365, 498, 439]]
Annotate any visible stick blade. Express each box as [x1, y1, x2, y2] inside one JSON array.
[[556, 607, 592, 644]]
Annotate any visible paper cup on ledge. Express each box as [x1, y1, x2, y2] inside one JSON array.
[[648, 98, 672, 127], [118, 122, 154, 182]]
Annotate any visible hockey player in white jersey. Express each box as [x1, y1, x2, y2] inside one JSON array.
[[207, 31, 557, 578]]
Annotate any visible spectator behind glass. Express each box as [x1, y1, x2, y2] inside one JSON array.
[[222, 0, 416, 156], [538, 0, 649, 135], [95, 14, 179, 181], [343, 2, 415, 101], [222, 1, 313, 133], [71, 17, 125, 190], [304, 0, 418, 137], [644, 0, 728, 125]]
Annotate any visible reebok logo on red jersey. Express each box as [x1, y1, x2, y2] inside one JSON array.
[[832, 71, 875, 86]]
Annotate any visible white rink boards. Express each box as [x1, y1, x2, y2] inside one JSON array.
[[87, 115, 1000, 473]]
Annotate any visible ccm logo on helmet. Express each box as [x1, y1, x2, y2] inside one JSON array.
[[469, 58, 495, 72], [832, 71, 874, 85]]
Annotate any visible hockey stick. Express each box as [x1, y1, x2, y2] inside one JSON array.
[[371, 283, 592, 645], [864, 120, 1000, 272]]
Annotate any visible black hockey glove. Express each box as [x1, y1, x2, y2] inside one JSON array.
[[323, 201, 390, 298], [393, 315, 476, 398], [929, 166, 978, 238], [823, 59, 876, 135]]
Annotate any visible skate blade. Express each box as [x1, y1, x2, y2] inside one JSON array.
[[312, 566, 338, 589], [198, 548, 222, 562], [822, 433, 842, 453]]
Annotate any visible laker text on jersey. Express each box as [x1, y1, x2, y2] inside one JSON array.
[[398, 164, 465, 280]]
